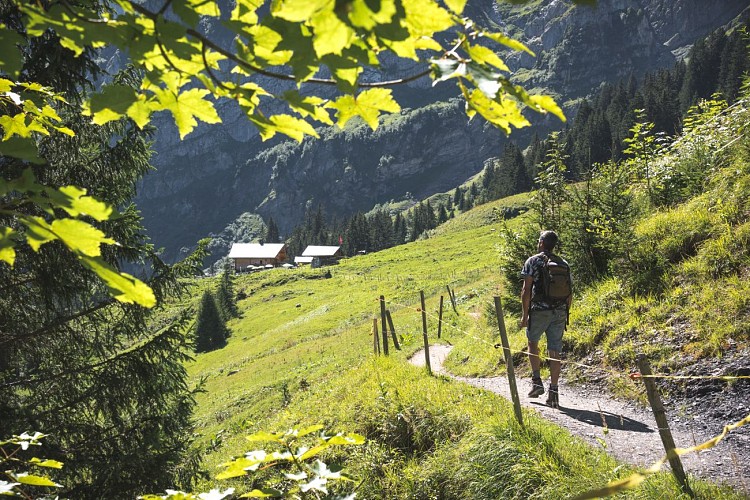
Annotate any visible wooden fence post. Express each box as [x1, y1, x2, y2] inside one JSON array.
[[446, 285, 458, 314], [437, 295, 444, 339], [372, 318, 380, 355], [420, 291, 432, 375], [386, 310, 400, 350], [636, 354, 694, 498], [379, 295, 389, 356], [494, 297, 523, 427]]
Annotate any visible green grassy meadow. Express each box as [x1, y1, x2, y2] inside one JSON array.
[[175, 95, 750, 499], [179, 176, 747, 497]]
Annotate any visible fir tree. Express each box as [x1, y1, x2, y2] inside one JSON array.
[[194, 290, 230, 353], [0, 47, 200, 499], [393, 213, 408, 245], [369, 210, 394, 251], [343, 212, 369, 255], [425, 200, 437, 230], [216, 263, 239, 321], [437, 203, 449, 224], [718, 31, 750, 103], [486, 142, 529, 200], [452, 187, 462, 207], [266, 217, 280, 243], [532, 132, 569, 231]]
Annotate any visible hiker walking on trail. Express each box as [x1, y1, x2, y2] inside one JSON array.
[[520, 230, 572, 408]]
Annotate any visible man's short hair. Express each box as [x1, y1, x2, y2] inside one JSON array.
[[539, 230, 558, 251]]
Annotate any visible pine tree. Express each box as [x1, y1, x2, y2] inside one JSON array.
[[525, 133, 545, 180], [532, 132, 569, 231], [311, 205, 327, 245], [369, 210, 394, 251], [437, 203, 449, 224], [488, 142, 529, 200], [452, 187, 462, 207], [266, 217, 280, 243], [425, 200, 437, 230], [215, 263, 239, 321], [393, 213, 407, 245], [343, 212, 369, 255], [194, 290, 230, 353], [718, 31, 749, 103], [623, 109, 660, 204], [409, 202, 425, 240], [481, 160, 496, 202], [1, 55, 200, 499]]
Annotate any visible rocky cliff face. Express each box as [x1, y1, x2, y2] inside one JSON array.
[[135, 0, 749, 262], [501, 0, 749, 97]]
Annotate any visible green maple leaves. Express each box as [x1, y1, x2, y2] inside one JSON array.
[[0, 169, 156, 307], [329, 88, 400, 129], [9, 0, 566, 143], [1, 0, 572, 309]]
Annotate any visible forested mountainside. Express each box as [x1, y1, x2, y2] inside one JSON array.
[[135, 0, 749, 263]]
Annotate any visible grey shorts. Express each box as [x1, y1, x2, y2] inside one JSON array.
[[527, 308, 566, 352]]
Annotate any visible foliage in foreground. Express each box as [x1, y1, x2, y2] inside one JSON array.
[[1, 0, 569, 306], [0, 432, 62, 498], [1, 6, 208, 496], [144, 426, 363, 499]]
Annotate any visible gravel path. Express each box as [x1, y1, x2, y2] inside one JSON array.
[[409, 345, 750, 491]]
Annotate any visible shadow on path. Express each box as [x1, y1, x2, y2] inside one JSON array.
[[529, 402, 654, 433]]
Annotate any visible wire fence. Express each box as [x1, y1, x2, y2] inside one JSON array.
[[376, 295, 750, 383], [371, 290, 750, 498]]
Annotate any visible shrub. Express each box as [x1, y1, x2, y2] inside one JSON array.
[[566, 277, 626, 354], [497, 222, 539, 297]]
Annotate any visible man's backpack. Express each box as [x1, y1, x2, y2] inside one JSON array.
[[534, 253, 572, 306]]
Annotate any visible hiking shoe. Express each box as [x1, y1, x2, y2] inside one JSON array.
[[546, 386, 559, 408], [528, 378, 544, 398]]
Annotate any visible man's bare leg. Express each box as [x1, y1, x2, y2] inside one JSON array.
[[528, 341, 544, 397], [528, 341, 541, 373], [548, 349, 560, 386]]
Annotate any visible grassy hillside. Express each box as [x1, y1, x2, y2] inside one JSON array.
[[173, 94, 750, 499]]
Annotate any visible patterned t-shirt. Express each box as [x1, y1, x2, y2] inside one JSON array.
[[520, 251, 571, 311]]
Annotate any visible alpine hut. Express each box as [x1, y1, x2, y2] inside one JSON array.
[[301, 245, 342, 267], [228, 242, 287, 272]]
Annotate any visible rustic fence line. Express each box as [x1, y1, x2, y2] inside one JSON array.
[[368, 289, 750, 498], [379, 294, 750, 383]]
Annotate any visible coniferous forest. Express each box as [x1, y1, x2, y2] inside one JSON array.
[[281, 22, 750, 260]]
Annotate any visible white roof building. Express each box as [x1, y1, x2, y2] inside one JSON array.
[[228, 243, 286, 259], [301, 245, 342, 257], [228, 243, 287, 271]]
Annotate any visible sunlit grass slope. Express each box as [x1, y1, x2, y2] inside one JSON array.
[[183, 187, 743, 498]]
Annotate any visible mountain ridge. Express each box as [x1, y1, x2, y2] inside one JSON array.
[[134, 0, 749, 263]]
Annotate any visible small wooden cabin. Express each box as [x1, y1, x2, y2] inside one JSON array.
[[301, 245, 342, 267], [228, 243, 287, 272]]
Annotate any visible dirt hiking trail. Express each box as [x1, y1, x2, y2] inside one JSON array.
[[409, 345, 750, 492]]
